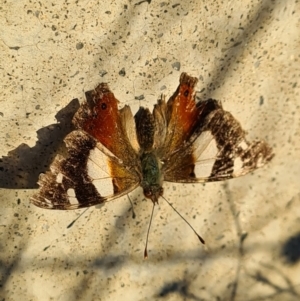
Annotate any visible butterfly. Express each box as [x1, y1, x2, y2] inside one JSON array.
[[31, 72, 273, 222]]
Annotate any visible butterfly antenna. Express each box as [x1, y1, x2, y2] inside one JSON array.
[[67, 207, 90, 228], [127, 195, 136, 219], [144, 203, 155, 259], [162, 196, 205, 244], [43, 207, 90, 252]]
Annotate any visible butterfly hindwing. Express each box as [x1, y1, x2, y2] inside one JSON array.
[[153, 73, 201, 156], [74, 83, 139, 165]]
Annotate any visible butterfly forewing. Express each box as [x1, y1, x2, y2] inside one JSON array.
[[31, 85, 141, 209], [158, 75, 273, 183]]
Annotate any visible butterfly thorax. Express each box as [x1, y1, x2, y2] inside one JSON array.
[[140, 152, 164, 204]]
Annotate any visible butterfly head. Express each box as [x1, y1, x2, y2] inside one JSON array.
[[143, 185, 164, 204]]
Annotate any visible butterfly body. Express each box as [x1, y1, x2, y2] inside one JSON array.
[[140, 151, 164, 203], [31, 73, 274, 210]]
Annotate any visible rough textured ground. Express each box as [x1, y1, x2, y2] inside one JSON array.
[[1, 1, 299, 300]]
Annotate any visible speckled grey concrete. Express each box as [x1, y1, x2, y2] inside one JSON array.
[[0, 1, 299, 300]]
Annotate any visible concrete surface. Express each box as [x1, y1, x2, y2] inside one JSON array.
[[0, 0, 299, 300]]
